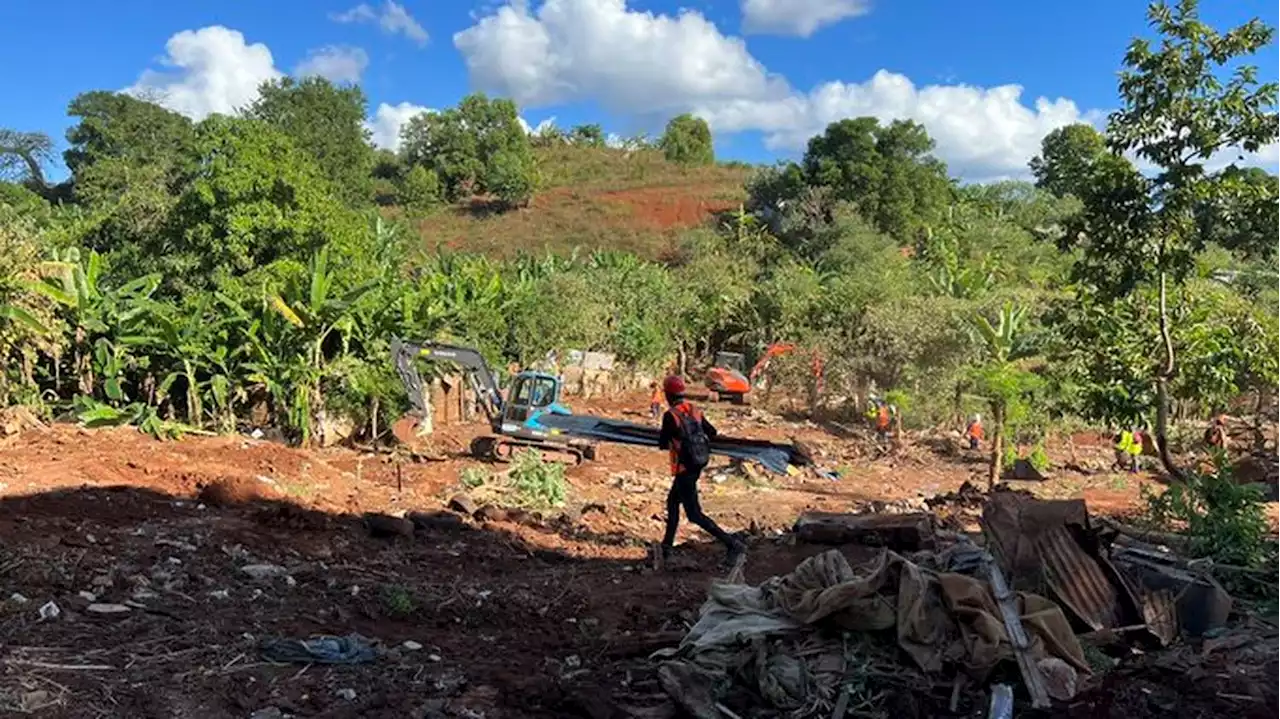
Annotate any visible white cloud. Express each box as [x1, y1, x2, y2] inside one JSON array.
[[294, 45, 369, 84], [740, 0, 870, 37], [332, 2, 429, 46], [454, 0, 791, 113], [124, 26, 282, 120], [453, 1, 1099, 179], [698, 71, 1103, 181], [366, 101, 433, 150]]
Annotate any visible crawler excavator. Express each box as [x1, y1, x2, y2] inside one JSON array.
[[391, 338, 812, 473], [391, 339, 599, 464], [704, 342, 798, 404]]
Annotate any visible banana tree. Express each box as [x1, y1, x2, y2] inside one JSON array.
[[245, 246, 377, 445], [31, 248, 159, 404], [969, 301, 1042, 486], [144, 294, 245, 430]]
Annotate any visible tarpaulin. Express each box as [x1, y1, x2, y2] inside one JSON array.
[[538, 414, 808, 475]]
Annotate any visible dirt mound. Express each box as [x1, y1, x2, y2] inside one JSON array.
[[197, 476, 286, 507]]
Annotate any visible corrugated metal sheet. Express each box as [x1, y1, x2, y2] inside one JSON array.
[[1033, 525, 1124, 630]]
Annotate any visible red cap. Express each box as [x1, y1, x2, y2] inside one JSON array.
[[662, 375, 686, 396]]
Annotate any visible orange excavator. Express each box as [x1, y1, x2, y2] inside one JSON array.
[[704, 342, 797, 404]]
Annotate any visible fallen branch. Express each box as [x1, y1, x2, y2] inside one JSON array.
[[1097, 516, 1193, 551], [4, 660, 114, 671]]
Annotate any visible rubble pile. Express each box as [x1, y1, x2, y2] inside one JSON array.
[[646, 489, 1264, 718]]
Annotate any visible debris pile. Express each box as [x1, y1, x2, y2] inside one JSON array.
[[648, 488, 1258, 718]]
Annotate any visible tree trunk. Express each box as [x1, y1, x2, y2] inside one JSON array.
[[1155, 271, 1186, 481], [987, 402, 1005, 489]]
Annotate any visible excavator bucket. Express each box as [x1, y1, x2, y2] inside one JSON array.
[[390, 413, 431, 450]]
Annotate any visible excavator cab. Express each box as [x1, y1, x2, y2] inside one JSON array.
[[713, 352, 745, 373], [706, 351, 750, 404], [502, 371, 570, 426]]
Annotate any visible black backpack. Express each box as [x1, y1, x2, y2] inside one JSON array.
[[676, 407, 711, 470]]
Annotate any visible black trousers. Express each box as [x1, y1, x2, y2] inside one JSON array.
[[662, 468, 733, 548]]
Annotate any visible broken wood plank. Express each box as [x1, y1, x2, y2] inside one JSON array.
[[982, 553, 1050, 709]]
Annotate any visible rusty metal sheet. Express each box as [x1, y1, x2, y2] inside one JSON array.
[[1033, 525, 1125, 631]]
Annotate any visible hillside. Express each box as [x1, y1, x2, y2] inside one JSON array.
[[407, 145, 753, 258]]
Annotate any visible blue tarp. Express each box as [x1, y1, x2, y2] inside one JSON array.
[[539, 414, 807, 475]]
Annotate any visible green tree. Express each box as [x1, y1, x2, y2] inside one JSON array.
[[1060, 0, 1277, 477], [399, 93, 536, 204], [659, 114, 715, 166], [569, 124, 606, 148], [161, 116, 361, 293], [800, 117, 953, 239], [1029, 123, 1109, 199], [248, 77, 375, 206], [62, 92, 197, 253], [397, 164, 442, 213], [0, 129, 56, 195], [486, 148, 538, 208]]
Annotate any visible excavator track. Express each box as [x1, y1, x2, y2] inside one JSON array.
[[469, 435, 596, 466]]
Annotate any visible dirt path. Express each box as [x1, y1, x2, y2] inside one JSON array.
[[0, 399, 1271, 717]]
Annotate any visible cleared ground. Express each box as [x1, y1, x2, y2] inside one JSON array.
[[0, 393, 1274, 718]]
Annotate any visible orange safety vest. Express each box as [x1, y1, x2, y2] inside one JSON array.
[[967, 421, 983, 440], [875, 405, 890, 431], [649, 385, 663, 405], [666, 401, 704, 475]]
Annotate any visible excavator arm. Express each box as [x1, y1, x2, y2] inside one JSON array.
[[391, 338, 505, 425], [748, 342, 796, 382]]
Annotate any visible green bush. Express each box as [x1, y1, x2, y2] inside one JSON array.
[[507, 449, 567, 508], [1142, 454, 1271, 568]]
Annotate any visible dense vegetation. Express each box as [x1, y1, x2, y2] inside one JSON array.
[[0, 0, 1274, 514]]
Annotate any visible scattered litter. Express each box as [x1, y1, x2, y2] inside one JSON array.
[[248, 708, 283, 719], [8, 592, 28, 604], [78, 591, 97, 602], [240, 564, 290, 580], [38, 601, 60, 621], [86, 603, 132, 615], [402, 640, 423, 651], [259, 634, 380, 665], [335, 688, 357, 701], [988, 684, 1014, 719]]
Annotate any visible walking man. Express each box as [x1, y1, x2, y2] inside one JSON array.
[[657, 375, 746, 567]]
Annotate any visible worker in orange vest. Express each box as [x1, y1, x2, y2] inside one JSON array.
[[657, 375, 746, 568], [965, 414, 984, 450], [649, 381, 664, 421]]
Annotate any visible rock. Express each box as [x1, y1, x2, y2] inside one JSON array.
[[474, 504, 509, 523], [77, 591, 98, 602], [240, 564, 290, 581], [447, 494, 477, 516], [86, 603, 131, 615], [364, 513, 414, 539]]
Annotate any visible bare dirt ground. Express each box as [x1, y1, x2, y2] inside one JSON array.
[[0, 393, 1274, 718]]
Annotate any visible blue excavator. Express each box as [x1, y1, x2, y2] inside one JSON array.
[[390, 338, 810, 473]]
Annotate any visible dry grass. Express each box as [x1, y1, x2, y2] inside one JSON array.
[[405, 146, 753, 259]]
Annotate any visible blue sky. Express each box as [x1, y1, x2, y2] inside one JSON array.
[[3, 0, 1276, 181]]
